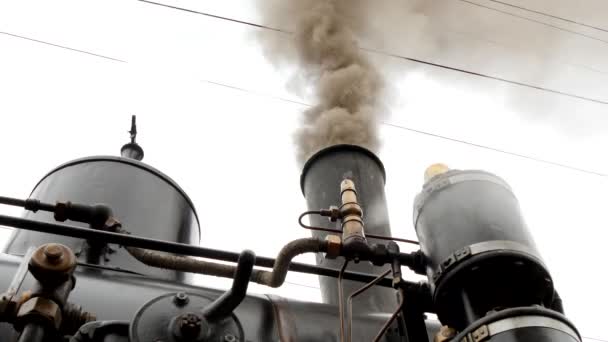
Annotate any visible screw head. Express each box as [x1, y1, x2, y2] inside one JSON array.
[[173, 292, 189, 306]]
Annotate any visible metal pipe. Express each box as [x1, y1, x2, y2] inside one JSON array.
[[0, 196, 26, 208], [18, 323, 45, 342], [347, 269, 391, 342], [372, 288, 406, 342], [0, 214, 431, 295], [203, 250, 256, 321], [251, 238, 327, 287]]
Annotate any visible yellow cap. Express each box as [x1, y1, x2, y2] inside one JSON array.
[[424, 163, 449, 183]]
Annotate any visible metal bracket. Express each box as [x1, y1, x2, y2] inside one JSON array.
[[461, 325, 489, 342], [432, 246, 472, 282]]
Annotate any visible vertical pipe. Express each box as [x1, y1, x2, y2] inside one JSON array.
[[300, 145, 395, 312]]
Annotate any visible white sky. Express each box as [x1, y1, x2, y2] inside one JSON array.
[[1, 0, 607, 341]]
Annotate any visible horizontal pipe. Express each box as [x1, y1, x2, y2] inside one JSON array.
[[0, 196, 27, 208], [0, 214, 427, 292]]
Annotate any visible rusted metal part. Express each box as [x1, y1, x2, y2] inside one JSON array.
[[266, 295, 297, 342], [324, 235, 342, 259], [60, 302, 97, 335], [434, 326, 456, 342], [175, 312, 207, 340], [29, 243, 77, 286], [0, 247, 36, 322], [16, 297, 62, 330]]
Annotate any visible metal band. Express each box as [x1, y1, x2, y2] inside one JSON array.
[[432, 240, 545, 282], [464, 315, 581, 342], [469, 240, 544, 265], [413, 170, 513, 228]]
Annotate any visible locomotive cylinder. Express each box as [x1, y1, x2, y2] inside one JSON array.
[[300, 144, 395, 312]]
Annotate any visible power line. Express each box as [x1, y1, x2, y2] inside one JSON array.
[[5, 27, 605, 177], [479, 0, 608, 34], [2, 9, 608, 177], [137, 0, 608, 106], [455, 0, 608, 46], [0, 32, 127, 63], [368, 47, 608, 105], [204, 78, 608, 178], [382, 123, 608, 177]]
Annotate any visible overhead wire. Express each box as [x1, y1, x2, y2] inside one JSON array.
[[203, 77, 608, 178], [2, 1, 608, 176], [476, 0, 608, 33], [136, 0, 608, 106], [6, 26, 605, 178], [0, 32, 127, 63], [454, 0, 608, 46]]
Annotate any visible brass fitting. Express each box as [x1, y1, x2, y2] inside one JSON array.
[[339, 179, 365, 243], [424, 163, 449, 183], [17, 297, 62, 331], [324, 235, 342, 259], [434, 325, 456, 342]]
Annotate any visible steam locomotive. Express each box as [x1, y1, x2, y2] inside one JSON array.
[[0, 117, 580, 341]]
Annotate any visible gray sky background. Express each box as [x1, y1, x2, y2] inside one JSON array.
[[1, 0, 607, 341]]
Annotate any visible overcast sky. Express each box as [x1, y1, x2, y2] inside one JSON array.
[[1, 1, 607, 341]]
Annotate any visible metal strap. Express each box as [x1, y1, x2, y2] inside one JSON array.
[[432, 240, 545, 282], [462, 315, 581, 342]]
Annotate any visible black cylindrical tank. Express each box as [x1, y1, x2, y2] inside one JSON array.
[[300, 145, 395, 312], [3, 156, 200, 281], [413, 169, 553, 329], [452, 307, 581, 342]]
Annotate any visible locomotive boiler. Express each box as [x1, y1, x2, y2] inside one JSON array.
[[0, 117, 580, 342]]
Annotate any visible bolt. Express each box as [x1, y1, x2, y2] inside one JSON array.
[[174, 292, 189, 306], [178, 313, 202, 339], [43, 244, 63, 263], [224, 334, 237, 342]]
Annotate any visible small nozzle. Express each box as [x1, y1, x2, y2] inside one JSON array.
[[424, 163, 449, 183]]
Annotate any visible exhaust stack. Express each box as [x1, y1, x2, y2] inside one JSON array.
[[300, 145, 395, 312]]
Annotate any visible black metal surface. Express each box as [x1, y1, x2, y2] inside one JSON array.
[[70, 321, 130, 342], [300, 144, 395, 312], [451, 306, 581, 342], [0, 214, 433, 296], [130, 292, 244, 342], [0, 253, 438, 342], [413, 169, 553, 327], [4, 156, 200, 281], [489, 327, 580, 342]]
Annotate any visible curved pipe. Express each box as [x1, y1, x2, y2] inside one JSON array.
[[251, 238, 327, 287], [203, 250, 256, 321], [116, 226, 327, 288]]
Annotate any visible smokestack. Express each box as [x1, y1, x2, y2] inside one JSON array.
[[300, 144, 395, 312]]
